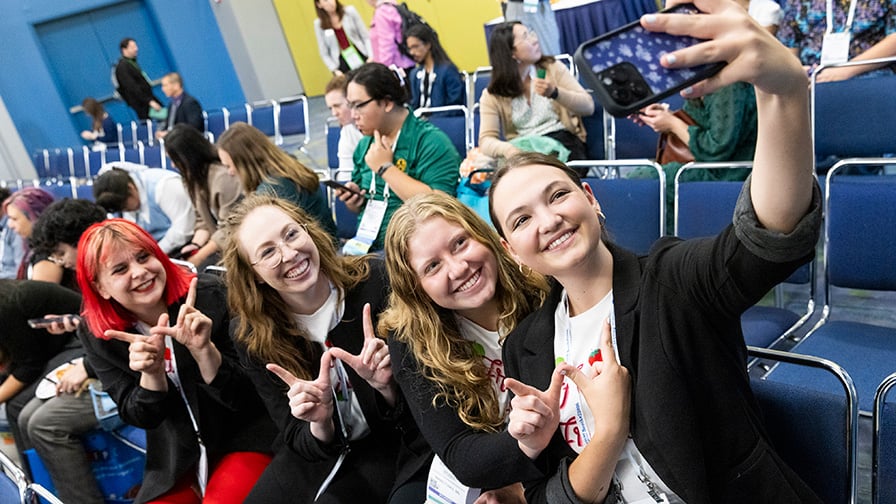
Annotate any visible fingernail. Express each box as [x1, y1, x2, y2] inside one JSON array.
[[559, 369, 567, 376], [664, 53, 677, 65], [643, 14, 657, 24], [682, 86, 694, 96]]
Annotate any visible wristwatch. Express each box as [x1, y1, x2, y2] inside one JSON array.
[[549, 87, 559, 100], [377, 163, 393, 176]]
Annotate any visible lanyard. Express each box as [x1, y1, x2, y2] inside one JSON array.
[[367, 128, 401, 199], [315, 357, 355, 501], [826, 0, 858, 34]]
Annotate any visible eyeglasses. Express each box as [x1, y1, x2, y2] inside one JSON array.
[[514, 27, 538, 46], [347, 97, 376, 111], [250, 224, 308, 269]]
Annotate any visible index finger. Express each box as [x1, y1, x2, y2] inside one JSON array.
[[318, 350, 334, 387], [266, 363, 300, 387], [184, 277, 198, 309], [599, 318, 618, 365], [504, 377, 541, 399], [362, 303, 375, 341], [104, 329, 141, 344]]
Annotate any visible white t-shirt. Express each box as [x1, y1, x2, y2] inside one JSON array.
[[293, 284, 370, 441], [749, 0, 783, 28], [553, 290, 683, 504], [455, 315, 510, 416]]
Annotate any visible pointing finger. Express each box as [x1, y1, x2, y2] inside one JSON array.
[[327, 346, 359, 371], [318, 350, 334, 387], [266, 363, 300, 387], [504, 377, 541, 399], [104, 330, 141, 344], [362, 303, 375, 341], [599, 318, 618, 365], [185, 277, 198, 309]]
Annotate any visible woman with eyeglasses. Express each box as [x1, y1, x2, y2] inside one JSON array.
[[334, 62, 460, 254], [405, 24, 464, 111], [488, 2, 823, 502], [222, 193, 426, 503], [75, 219, 276, 504], [479, 21, 594, 162]]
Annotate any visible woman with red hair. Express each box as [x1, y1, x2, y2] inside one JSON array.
[[75, 219, 276, 504]]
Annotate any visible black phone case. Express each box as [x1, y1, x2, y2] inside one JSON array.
[[574, 3, 725, 117]]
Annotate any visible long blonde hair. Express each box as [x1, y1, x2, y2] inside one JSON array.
[[223, 193, 370, 380], [379, 193, 548, 431], [217, 122, 319, 195]]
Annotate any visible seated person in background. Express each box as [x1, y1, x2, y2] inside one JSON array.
[[380, 193, 549, 502], [0, 280, 83, 455], [93, 161, 196, 256], [80, 97, 118, 147], [20, 198, 108, 504], [163, 124, 244, 268], [778, 0, 896, 81], [632, 81, 757, 232], [156, 72, 205, 139], [479, 22, 594, 161], [406, 24, 464, 111], [75, 219, 276, 504], [335, 63, 461, 254], [0, 187, 25, 279], [216, 122, 338, 240], [325, 74, 364, 178], [2, 188, 63, 283], [222, 194, 426, 503]]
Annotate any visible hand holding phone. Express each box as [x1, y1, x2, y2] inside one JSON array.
[[28, 315, 81, 329], [323, 180, 367, 199], [574, 3, 725, 117]]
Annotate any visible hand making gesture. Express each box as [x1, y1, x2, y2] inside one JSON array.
[[104, 314, 168, 392], [328, 303, 396, 405], [504, 364, 565, 460], [267, 351, 337, 443]]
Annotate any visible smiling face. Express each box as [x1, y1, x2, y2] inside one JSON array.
[[94, 243, 167, 323], [5, 205, 33, 238], [491, 164, 603, 279], [237, 205, 328, 310], [407, 216, 499, 325]]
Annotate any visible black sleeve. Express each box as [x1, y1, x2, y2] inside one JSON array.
[[115, 60, 155, 109], [179, 95, 205, 132]]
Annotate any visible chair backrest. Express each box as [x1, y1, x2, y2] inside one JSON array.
[[326, 119, 341, 170], [750, 346, 857, 504], [555, 53, 576, 76], [823, 168, 896, 297], [226, 103, 250, 129], [251, 100, 279, 137], [142, 143, 165, 169], [31, 150, 48, 178], [0, 449, 28, 504], [131, 119, 154, 147], [415, 105, 470, 158], [874, 373, 896, 504], [674, 163, 750, 238], [27, 483, 63, 504], [329, 169, 358, 240], [581, 109, 605, 160], [471, 66, 491, 107], [204, 109, 227, 141], [576, 160, 664, 255], [46, 148, 71, 179], [70, 146, 88, 178], [278, 95, 310, 146], [123, 143, 141, 164], [86, 149, 105, 177], [812, 60, 896, 162], [608, 93, 684, 160]]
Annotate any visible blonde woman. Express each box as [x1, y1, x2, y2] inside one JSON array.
[[379, 192, 548, 502]]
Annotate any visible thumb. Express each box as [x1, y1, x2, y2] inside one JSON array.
[[546, 366, 566, 405], [557, 362, 586, 392], [266, 363, 299, 387]]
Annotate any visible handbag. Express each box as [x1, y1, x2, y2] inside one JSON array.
[[456, 168, 495, 227], [655, 109, 697, 164]]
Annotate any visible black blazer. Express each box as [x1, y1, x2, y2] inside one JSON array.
[[115, 58, 160, 120], [166, 92, 204, 132], [79, 274, 276, 504], [503, 179, 824, 504], [235, 259, 425, 503]]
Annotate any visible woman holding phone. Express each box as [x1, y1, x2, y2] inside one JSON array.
[[75, 219, 275, 504], [489, 2, 823, 502], [379, 193, 548, 502]]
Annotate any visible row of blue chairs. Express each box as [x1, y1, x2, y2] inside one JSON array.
[[31, 141, 173, 179]]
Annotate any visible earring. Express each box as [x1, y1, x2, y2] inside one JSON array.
[[597, 210, 607, 226], [518, 262, 531, 276]]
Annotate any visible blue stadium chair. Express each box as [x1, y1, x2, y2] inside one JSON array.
[[42, 178, 76, 199], [46, 148, 71, 179], [74, 178, 94, 200], [278, 95, 310, 150], [769, 166, 896, 413], [674, 163, 815, 348], [0, 449, 28, 504], [26, 483, 63, 504], [326, 118, 341, 171], [581, 110, 605, 160], [251, 100, 279, 138], [329, 169, 358, 240], [812, 58, 896, 172], [86, 149, 105, 177], [131, 119, 155, 147], [750, 346, 858, 504], [142, 143, 165, 169], [610, 94, 684, 160], [70, 146, 89, 178], [555, 53, 577, 77], [874, 372, 896, 504], [226, 103, 250, 129], [571, 160, 664, 255], [31, 150, 48, 178], [415, 105, 469, 158], [123, 144, 141, 164], [204, 109, 228, 142], [104, 145, 125, 165], [471, 67, 491, 107]]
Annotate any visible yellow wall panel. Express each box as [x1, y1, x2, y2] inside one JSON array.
[[273, 0, 502, 97]]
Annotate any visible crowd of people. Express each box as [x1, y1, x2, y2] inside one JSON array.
[[1, 0, 894, 503]]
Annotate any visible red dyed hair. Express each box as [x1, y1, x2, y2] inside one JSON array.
[[76, 218, 194, 338]]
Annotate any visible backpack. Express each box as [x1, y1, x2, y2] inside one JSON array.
[[393, 2, 427, 58]]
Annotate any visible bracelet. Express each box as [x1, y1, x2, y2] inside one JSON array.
[[189, 242, 202, 248], [549, 87, 559, 100], [377, 163, 393, 177]]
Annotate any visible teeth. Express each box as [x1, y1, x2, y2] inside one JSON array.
[[134, 279, 152, 291], [457, 271, 480, 292], [547, 232, 573, 250], [285, 259, 309, 279]]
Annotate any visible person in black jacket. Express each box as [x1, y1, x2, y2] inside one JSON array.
[[114, 37, 162, 120], [75, 218, 276, 504], [488, 2, 824, 503], [155, 72, 205, 139]]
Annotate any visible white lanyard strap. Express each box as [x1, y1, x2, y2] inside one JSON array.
[[826, 0, 858, 34], [367, 128, 401, 198], [315, 357, 354, 501], [164, 336, 209, 496]]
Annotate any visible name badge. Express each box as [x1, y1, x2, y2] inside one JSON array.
[[821, 31, 851, 65], [341, 45, 365, 71], [342, 198, 387, 255], [425, 455, 481, 504], [523, 0, 539, 13]]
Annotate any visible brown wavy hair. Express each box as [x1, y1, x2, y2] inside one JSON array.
[[223, 193, 370, 380], [379, 192, 548, 431]]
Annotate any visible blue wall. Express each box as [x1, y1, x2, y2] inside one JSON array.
[[0, 0, 244, 155]]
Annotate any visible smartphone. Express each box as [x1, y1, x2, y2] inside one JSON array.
[[574, 3, 726, 117], [323, 180, 367, 199], [28, 315, 80, 329]]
